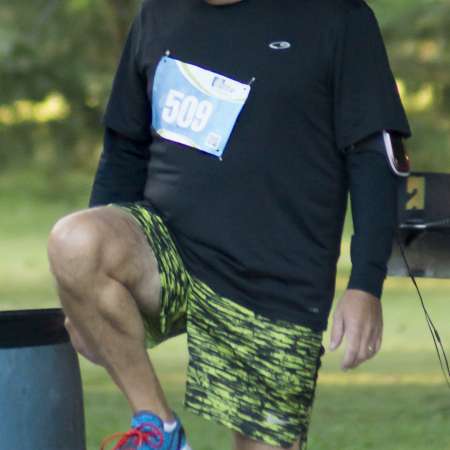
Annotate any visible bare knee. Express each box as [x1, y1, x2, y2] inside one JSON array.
[[47, 208, 111, 289], [48, 206, 160, 311]]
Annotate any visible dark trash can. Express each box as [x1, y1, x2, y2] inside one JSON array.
[[0, 308, 86, 450]]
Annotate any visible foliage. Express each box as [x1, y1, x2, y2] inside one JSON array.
[[0, 0, 449, 175], [374, 0, 450, 171], [0, 0, 140, 175]]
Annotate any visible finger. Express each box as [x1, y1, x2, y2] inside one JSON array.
[[342, 344, 359, 370], [365, 325, 382, 360], [341, 331, 361, 370], [374, 327, 383, 353], [330, 311, 344, 351], [356, 329, 376, 366]]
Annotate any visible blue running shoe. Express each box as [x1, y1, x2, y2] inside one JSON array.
[[101, 411, 191, 450]]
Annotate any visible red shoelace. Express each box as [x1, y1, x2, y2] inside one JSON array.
[[100, 422, 164, 450]]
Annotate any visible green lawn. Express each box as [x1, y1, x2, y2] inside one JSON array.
[[1, 170, 449, 450]]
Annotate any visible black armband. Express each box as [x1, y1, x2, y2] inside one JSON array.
[[346, 130, 410, 177]]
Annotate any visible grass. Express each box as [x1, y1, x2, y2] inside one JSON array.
[[1, 169, 449, 450]]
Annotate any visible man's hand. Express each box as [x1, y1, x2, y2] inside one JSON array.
[[329, 289, 383, 370]]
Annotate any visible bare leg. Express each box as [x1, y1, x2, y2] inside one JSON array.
[[64, 316, 103, 366], [233, 433, 300, 450], [48, 206, 173, 421]]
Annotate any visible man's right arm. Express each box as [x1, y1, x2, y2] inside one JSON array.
[[91, 3, 152, 208], [89, 127, 151, 207]]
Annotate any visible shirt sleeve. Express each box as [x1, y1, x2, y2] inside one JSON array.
[[102, 7, 152, 142], [89, 128, 150, 207], [333, 3, 412, 151], [345, 132, 400, 299]]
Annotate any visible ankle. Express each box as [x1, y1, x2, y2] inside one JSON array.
[[133, 408, 175, 423]]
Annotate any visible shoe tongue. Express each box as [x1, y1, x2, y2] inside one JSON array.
[[131, 411, 164, 430]]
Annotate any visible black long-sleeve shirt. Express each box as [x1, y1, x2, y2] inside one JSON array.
[[90, 128, 400, 300], [91, 0, 411, 331], [90, 128, 150, 205]]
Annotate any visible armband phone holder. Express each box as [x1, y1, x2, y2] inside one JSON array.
[[382, 130, 410, 177]]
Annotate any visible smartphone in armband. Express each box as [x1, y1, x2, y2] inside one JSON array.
[[382, 130, 411, 177]]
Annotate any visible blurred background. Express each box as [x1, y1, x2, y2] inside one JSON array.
[[1, 1, 449, 449]]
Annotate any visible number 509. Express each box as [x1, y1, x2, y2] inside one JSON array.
[[161, 89, 213, 132]]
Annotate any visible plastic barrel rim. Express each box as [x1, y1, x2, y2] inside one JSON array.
[[0, 308, 69, 349]]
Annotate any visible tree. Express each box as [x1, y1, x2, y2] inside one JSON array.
[[0, 0, 449, 175], [374, 0, 450, 171], [0, 0, 139, 173]]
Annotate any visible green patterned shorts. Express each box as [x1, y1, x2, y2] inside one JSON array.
[[112, 202, 325, 449]]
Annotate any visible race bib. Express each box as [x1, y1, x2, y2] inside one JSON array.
[[152, 56, 251, 159]]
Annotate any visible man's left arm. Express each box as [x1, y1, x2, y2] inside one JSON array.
[[329, 4, 413, 369], [330, 131, 403, 370]]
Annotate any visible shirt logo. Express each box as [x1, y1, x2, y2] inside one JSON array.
[[269, 41, 291, 50]]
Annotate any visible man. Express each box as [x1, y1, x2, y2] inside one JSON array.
[[47, 0, 411, 449]]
